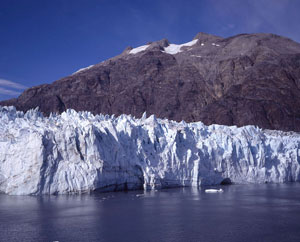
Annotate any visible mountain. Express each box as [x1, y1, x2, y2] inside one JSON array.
[[1, 32, 300, 131], [1, 106, 299, 195]]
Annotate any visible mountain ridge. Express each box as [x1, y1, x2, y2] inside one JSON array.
[[1, 32, 300, 131]]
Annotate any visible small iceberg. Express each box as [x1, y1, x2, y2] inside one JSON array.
[[205, 189, 223, 193]]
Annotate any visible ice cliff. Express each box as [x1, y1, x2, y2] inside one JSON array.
[[0, 106, 300, 195]]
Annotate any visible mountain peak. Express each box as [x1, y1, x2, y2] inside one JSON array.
[[193, 32, 222, 42], [1, 32, 300, 131]]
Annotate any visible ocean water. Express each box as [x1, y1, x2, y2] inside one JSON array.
[[1, 184, 300, 242]]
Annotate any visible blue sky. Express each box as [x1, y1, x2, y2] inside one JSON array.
[[0, 0, 300, 100]]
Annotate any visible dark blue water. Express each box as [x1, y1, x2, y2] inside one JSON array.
[[1, 184, 300, 242]]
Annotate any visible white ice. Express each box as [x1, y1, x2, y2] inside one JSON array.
[[129, 45, 150, 54], [0, 106, 300, 195], [164, 39, 198, 54], [73, 65, 94, 74], [205, 189, 223, 193]]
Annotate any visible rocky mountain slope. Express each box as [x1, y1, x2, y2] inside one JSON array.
[[1, 106, 299, 195], [1, 32, 300, 131]]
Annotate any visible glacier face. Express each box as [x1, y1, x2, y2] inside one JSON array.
[[0, 106, 300, 195]]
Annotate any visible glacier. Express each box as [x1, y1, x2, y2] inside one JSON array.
[[0, 106, 300, 195]]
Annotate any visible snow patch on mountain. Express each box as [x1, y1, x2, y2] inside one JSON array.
[[164, 39, 198, 54], [129, 44, 150, 54], [0, 106, 300, 195], [73, 64, 94, 74]]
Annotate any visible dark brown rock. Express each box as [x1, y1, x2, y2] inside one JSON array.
[[1, 32, 300, 131]]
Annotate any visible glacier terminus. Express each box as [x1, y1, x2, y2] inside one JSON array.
[[0, 106, 300, 195]]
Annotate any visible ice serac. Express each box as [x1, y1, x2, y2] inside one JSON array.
[[0, 106, 300, 195]]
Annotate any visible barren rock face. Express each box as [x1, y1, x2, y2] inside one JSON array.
[[2, 32, 300, 131]]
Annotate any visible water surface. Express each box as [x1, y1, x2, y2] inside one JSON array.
[[1, 184, 300, 242]]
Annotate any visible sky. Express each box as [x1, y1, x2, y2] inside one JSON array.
[[0, 0, 300, 100]]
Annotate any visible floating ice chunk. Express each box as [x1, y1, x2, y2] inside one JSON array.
[[129, 45, 150, 54], [205, 189, 224, 193], [164, 39, 198, 54]]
